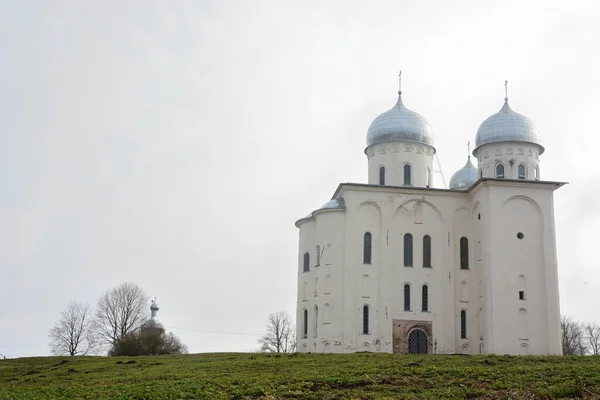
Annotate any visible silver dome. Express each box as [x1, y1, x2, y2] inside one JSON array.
[[449, 157, 478, 190], [474, 100, 544, 154], [366, 94, 434, 148]]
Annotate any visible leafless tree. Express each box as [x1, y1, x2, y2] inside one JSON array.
[[584, 323, 600, 355], [93, 282, 149, 348], [48, 302, 98, 356], [561, 315, 587, 355], [258, 311, 296, 353]]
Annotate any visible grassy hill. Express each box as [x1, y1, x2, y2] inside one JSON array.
[[1, 352, 600, 399]]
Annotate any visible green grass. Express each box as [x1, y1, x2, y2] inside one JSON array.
[[1, 353, 600, 399]]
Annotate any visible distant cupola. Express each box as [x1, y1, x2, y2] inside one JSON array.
[[473, 81, 543, 156], [449, 156, 478, 190], [366, 72, 434, 149], [141, 298, 163, 331]]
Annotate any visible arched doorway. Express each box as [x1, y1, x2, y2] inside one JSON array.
[[408, 329, 428, 354]]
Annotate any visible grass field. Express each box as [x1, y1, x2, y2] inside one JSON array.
[[1, 352, 600, 399]]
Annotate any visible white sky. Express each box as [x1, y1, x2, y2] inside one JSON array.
[[1, 0, 599, 357]]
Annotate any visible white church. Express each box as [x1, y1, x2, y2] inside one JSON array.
[[295, 74, 564, 355]]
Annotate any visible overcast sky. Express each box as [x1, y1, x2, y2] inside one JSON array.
[[1, 0, 599, 358]]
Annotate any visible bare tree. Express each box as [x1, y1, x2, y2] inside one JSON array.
[[258, 311, 296, 353], [585, 323, 600, 355], [561, 315, 587, 355], [93, 282, 149, 348], [48, 302, 97, 356]]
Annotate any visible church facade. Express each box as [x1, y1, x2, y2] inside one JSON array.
[[295, 77, 564, 355]]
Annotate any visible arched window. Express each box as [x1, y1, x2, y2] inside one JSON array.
[[379, 166, 385, 185], [303, 309, 308, 338], [460, 237, 469, 270], [496, 164, 504, 178], [313, 306, 318, 338], [362, 305, 369, 334], [315, 245, 321, 266], [404, 284, 411, 311], [423, 235, 431, 268], [363, 232, 372, 264], [403, 164, 412, 185], [422, 285, 429, 312], [404, 233, 413, 266], [460, 310, 467, 339], [518, 164, 526, 179], [303, 252, 310, 272]]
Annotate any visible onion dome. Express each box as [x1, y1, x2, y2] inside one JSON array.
[[474, 95, 544, 155], [449, 157, 478, 190], [366, 73, 434, 148], [141, 299, 163, 330]]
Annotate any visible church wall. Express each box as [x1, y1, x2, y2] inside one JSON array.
[[333, 187, 472, 354], [474, 142, 542, 181], [365, 142, 435, 187], [475, 183, 561, 355], [296, 180, 561, 355]]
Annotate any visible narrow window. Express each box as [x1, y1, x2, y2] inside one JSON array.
[[496, 164, 504, 178], [303, 309, 308, 338], [422, 285, 429, 312], [404, 233, 413, 266], [427, 167, 432, 188], [379, 166, 385, 185], [460, 310, 467, 339], [534, 166, 539, 180], [362, 305, 369, 334], [303, 252, 310, 272], [460, 237, 469, 270], [404, 284, 411, 311], [404, 164, 412, 185], [313, 306, 318, 337], [363, 232, 372, 264], [518, 164, 526, 179], [423, 235, 431, 268], [315, 245, 321, 266], [519, 291, 525, 300], [314, 277, 318, 297]]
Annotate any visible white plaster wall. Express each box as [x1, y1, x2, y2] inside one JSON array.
[[474, 142, 542, 180], [296, 180, 561, 355], [471, 182, 562, 355], [365, 142, 435, 187]]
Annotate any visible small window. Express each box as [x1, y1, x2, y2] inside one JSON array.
[[316, 245, 321, 266], [403, 164, 412, 185], [460, 310, 467, 339], [303, 252, 310, 272], [518, 164, 526, 179], [460, 237, 469, 270], [362, 305, 369, 334], [534, 166, 539, 180], [404, 234, 413, 266], [303, 309, 308, 338], [423, 235, 431, 268], [379, 166, 385, 185], [519, 291, 525, 300], [422, 285, 429, 312], [363, 232, 372, 264], [496, 164, 504, 178], [404, 284, 411, 311]]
